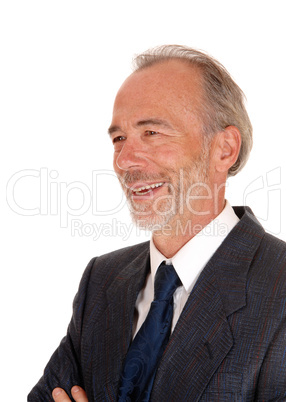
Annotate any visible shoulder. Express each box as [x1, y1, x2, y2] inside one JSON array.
[[250, 232, 286, 296], [260, 231, 286, 257], [229, 206, 286, 296], [73, 240, 150, 307], [82, 240, 150, 282], [94, 241, 150, 264]]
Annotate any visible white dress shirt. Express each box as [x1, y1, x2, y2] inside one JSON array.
[[133, 201, 240, 337]]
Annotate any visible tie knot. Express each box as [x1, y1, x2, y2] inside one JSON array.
[[154, 262, 182, 301]]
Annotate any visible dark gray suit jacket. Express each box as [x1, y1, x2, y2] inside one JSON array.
[[28, 207, 286, 401]]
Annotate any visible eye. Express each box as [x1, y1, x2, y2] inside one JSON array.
[[145, 130, 159, 136], [112, 135, 126, 144]]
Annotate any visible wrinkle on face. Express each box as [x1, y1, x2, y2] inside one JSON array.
[[110, 59, 214, 232]]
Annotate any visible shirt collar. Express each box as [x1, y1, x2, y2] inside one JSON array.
[[150, 200, 240, 293]]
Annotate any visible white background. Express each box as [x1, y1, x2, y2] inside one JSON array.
[[1, 1, 286, 400]]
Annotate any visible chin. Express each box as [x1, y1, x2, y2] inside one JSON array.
[[130, 211, 175, 232]]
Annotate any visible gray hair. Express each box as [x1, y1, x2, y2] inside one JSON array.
[[132, 45, 253, 176]]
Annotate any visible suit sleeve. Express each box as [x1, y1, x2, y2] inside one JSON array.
[[27, 257, 95, 402]]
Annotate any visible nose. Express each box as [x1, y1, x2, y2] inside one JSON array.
[[114, 138, 148, 172]]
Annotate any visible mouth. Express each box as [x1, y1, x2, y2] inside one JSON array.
[[130, 182, 165, 197]]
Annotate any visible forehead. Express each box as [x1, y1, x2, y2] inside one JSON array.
[[112, 60, 203, 123]]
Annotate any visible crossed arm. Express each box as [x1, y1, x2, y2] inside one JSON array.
[[52, 386, 87, 402]]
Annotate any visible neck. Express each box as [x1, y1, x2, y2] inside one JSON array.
[[152, 198, 226, 258]]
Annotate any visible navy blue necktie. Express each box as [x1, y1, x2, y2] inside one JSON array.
[[118, 262, 182, 401]]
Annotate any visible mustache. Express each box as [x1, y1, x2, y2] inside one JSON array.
[[119, 170, 170, 187]]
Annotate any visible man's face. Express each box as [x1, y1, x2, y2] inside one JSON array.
[[109, 60, 214, 231]]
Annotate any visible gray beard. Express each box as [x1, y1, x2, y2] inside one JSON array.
[[120, 149, 210, 232]]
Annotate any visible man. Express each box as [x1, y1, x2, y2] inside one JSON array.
[[28, 45, 286, 401]]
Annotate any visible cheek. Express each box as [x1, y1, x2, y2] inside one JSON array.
[[113, 151, 121, 171], [156, 146, 191, 167]]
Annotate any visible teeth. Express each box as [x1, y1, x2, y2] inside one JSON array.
[[133, 182, 164, 194]]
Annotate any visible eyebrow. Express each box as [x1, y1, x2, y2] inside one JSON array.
[[108, 118, 173, 136], [108, 125, 121, 136]]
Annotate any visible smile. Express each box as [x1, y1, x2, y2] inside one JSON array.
[[132, 182, 164, 196]]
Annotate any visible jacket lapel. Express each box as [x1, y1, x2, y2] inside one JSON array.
[[151, 207, 265, 400], [91, 243, 150, 400]]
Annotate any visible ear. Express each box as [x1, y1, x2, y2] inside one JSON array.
[[212, 126, 241, 173]]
